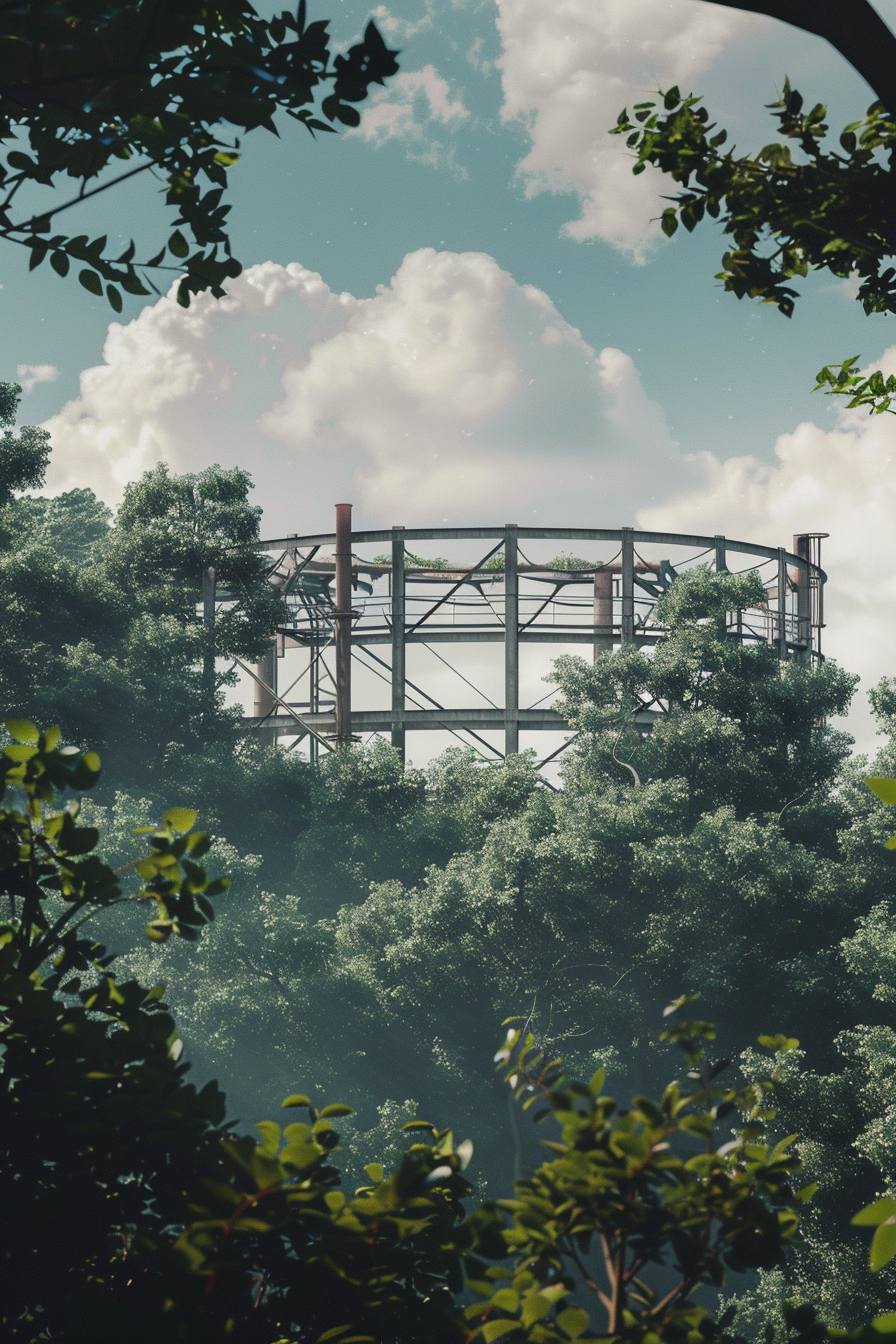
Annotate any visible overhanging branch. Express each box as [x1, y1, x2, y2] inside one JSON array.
[[700, 0, 896, 112]]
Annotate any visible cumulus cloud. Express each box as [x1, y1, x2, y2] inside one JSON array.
[[496, 0, 760, 255], [638, 348, 896, 749], [42, 249, 692, 536], [349, 65, 469, 172], [16, 363, 59, 394]]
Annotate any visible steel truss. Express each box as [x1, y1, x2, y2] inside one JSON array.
[[241, 513, 827, 764]]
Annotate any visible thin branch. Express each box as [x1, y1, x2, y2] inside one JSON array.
[[5, 158, 155, 233], [562, 1237, 612, 1313]]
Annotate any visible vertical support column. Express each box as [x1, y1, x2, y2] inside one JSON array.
[[593, 569, 613, 660], [777, 546, 788, 659], [391, 526, 406, 759], [253, 642, 276, 718], [334, 502, 353, 745], [793, 534, 811, 657], [202, 564, 216, 712], [714, 535, 727, 573], [309, 617, 319, 765], [621, 528, 635, 645], [504, 524, 519, 758]]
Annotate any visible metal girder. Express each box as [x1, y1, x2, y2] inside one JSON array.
[[249, 519, 828, 770]]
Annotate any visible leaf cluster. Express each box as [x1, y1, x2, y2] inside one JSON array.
[[814, 358, 896, 418], [0, 2, 399, 308], [463, 1006, 809, 1344], [613, 81, 896, 317]]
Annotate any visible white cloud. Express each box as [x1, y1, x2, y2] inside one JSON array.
[[350, 65, 469, 172], [638, 348, 896, 751], [495, 0, 760, 255], [42, 249, 692, 535], [16, 363, 58, 394]]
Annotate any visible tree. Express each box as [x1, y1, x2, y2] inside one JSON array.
[[0, 381, 50, 505], [0, 718, 473, 1341], [465, 1009, 810, 1344], [0, 2, 399, 309]]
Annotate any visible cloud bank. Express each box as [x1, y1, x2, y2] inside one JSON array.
[[495, 0, 759, 254], [43, 249, 690, 534], [639, 352, 896, 749]]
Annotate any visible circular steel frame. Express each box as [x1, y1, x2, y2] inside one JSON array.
[[247, 523, 827, 764]]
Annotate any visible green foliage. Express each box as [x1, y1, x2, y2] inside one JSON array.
[[372, 552, 450, 569], [612, 80, 896, 318], [0, 381, 50, 505], [814, 359, 896, 418], [864, 777, 896, 848], [464, 1008, 807, 1344], [0, 721, 473, 1340], [543, 554, 595, 571], [0, 3, 399, 307], [1, 485, 112, 561]]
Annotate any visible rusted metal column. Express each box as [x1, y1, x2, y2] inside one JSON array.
[[253, 642, 276, 718], [593, 568, 613, 660], [334, 502, 353, 745], [793, 534, 811, 656], [504, 524, 519, 757], [621, 528, 635, 645], [391, 526, 406, 759]]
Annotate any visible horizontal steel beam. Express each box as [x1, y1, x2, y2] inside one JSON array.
[[249, 707, 660, 735], [258, 527, 826, 580], [277, 627, 665, 647]]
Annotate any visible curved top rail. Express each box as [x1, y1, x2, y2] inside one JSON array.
[[258, 526, 827, 582]]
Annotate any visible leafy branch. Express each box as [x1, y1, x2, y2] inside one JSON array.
[[612, 80, 896, 318], [0, 2, 399, 308], [814, 357, 896, 416]]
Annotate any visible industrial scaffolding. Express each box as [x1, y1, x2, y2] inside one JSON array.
[[238, 508, 827, 765]]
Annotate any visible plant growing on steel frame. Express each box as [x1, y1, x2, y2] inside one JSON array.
[[463, 1000, 812, 1344]]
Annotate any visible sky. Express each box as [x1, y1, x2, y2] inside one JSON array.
[[3, 0, 896, 755]]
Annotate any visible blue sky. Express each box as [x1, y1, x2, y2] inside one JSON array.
[[3, 0, 896, 749]]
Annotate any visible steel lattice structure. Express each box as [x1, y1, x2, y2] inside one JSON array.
[[243, 511, 827, 765]]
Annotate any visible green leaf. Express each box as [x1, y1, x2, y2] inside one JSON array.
[[557, 1307, 591, 1339], [364, 1162, 384, 1183], [78, 269, 103, 296], [853, 1197, 896, 1226], [50, 250, 70, 277], [866, 778, 896, 805], [255, 1120, 280, 1155], [588, 1067, 606, 1096], [5, 718, 39, 743], [871, 1220, 896, 1272], [758, 1033, 800, 1054], [480, 1323, 520, 1343], [168, 230, 190, 258], [106, 284, 123, 313], [281, 1093, 312, 1109], [163, 807, 198, 834]]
